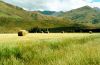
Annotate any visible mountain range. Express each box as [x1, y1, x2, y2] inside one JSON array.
[[39, 6, 100, 28], [0, 1, 100, 33]]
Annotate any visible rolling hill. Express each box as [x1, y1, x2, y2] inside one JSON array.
[[62, 6, 100, 29], [0, 1, 72, 33], [39, 6, 100, 29], [0, 1, 100, 33], [57, 6, 100, 23]]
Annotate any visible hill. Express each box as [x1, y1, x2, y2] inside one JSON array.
[[38, 11, 56, 15], [39, 6, 100, 29], [0, 1, 34, 33], [55, 6, 100, 29], [0, 1, 100, 33], [0, 1, 72, 33]]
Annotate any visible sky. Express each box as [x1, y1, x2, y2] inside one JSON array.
[[2, 0, 100, 11]]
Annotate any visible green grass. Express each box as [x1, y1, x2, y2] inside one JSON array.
[[0, 33, 100, 65]]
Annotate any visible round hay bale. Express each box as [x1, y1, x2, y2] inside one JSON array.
[[18, 30, 28, 36], [61, 31, 64, 33], [41, 31, 44, 33], [47, 31, 49, 33], [89, 31, 92, 34], [45, 31, 49, 33]]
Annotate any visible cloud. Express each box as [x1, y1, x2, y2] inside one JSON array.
[[45, 0, 88, 11], [88, 2, 100, 8], [2, 0, 100, 11]]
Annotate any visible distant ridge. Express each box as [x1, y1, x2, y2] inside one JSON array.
[[0, 1, 100, 33], [0, 1, 72, 33]]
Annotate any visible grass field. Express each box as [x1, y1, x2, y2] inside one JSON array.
[[0, 33, 100, 65]]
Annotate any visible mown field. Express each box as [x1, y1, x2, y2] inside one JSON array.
[[0, 33, 100, 65]]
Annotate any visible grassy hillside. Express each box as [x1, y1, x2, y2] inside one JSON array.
[[0, 1, 33, 33], [0, 1, 72, 33], [0, 1, 100, 33], [39, 6, 100, 29], [54, 6, 100, 28]]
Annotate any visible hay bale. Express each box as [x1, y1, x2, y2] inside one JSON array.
[[47, 31, 49, 33], [89, 31, 92, 34], [18, 30, 28, 36], [45, 31, 49, 33], [46, 29, 49, 33], [41, 31, 44, 33], [61, 31, 64, 33]]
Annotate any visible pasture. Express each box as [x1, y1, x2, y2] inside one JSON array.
[[0, 33, 100, 65]]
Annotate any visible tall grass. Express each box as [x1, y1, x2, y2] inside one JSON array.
[[0, 33, 100, 65]]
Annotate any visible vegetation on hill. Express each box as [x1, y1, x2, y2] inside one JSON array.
[[38, 11, 56, 15], [0, 1, 100, 33], [39, 6, 100, 29], [40, 6, 100, 24], [59, 6, 100, 27], [0, 1, 72, 33]]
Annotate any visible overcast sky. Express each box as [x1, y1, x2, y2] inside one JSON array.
[[3, 0, 100, 11]]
